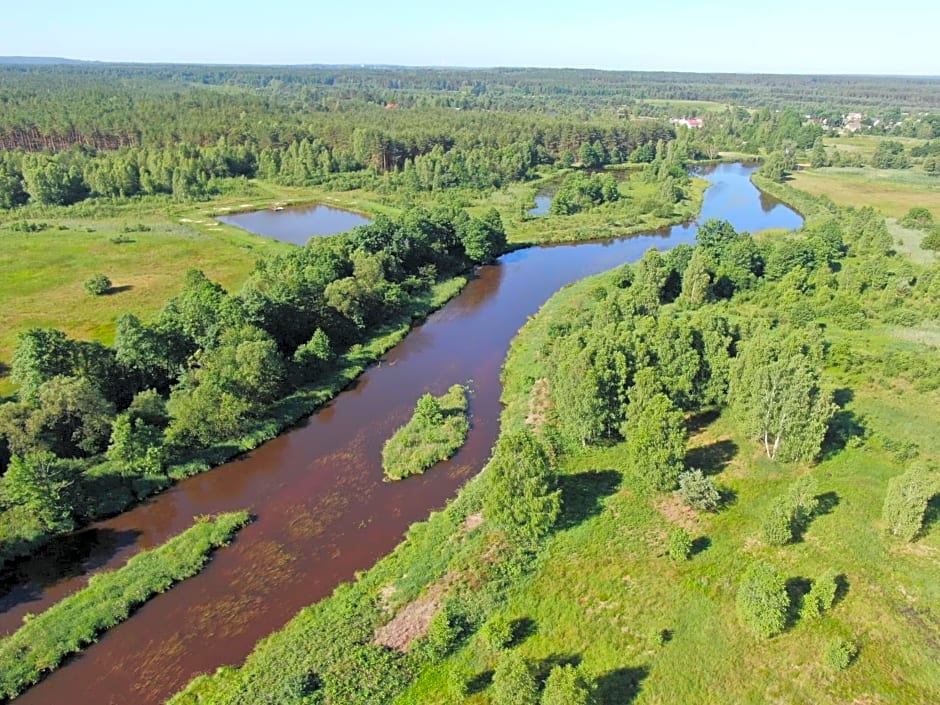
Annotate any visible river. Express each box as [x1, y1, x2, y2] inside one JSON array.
[[3, 163, 801, 705]]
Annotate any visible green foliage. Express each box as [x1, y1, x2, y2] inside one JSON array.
[[491, 651, 538, 705], [882, 464, 937, 541], [729, 331, 835, 461], [10, 328, 75, 402], [801, 569, 839, 619], [762, 475, 820, 546], [480, 613, 514, 651], [623, 388, 687, 493], [541, 664, 597, 705], [736, 560, 789, 639], [900, 207, 934, 230], [0, 511, 249, 700], [667, 526, 693, 561], [824, 638, 858, 671], [415, 601, 465, 662], [1, 451, 81, 531], [483, 430, 561, 546], [921, 229, 940, 252], [382, 385, 469, 481], [871, 140, 910, 169], [678, 469, 721, 512], [550, 172, 620, 215], [82, 273, 112, 296], [760, 151, 794, 182]]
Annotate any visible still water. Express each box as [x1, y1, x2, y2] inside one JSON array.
[[217, 204, 372, 245]]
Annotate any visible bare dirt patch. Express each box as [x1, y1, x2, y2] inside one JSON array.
[[654, 494, 699, 531], [373, 580, 450, 652], [525, 377, 552, 430], [462, 511, 484, 533]]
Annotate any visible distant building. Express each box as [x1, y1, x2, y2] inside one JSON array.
[[844, 112, 863, 133], [670, 117, 704, 129]]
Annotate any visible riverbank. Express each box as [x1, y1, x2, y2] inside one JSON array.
[[5, 164, 809, 705], [0, 511, 249, 700], [0, 275, 467, 572]]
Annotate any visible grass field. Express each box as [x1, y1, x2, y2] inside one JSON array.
[[789, 167, 940, 220], [393, 264, 940, 705]]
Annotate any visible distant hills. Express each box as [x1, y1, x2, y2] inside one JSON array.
[[0, 57, 89, 65]]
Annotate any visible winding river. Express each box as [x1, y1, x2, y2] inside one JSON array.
[[3, 163, 801, 705]]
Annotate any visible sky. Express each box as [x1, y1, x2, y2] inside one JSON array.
[[5, 0, 940, 75]]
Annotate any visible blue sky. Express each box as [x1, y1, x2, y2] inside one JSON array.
[[6, 0, 939, 75]]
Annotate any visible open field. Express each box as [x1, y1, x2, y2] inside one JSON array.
[[789, 167, 940, 219], [395, 263, 940, 705]]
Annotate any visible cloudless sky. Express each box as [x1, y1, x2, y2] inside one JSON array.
[[5, 0, 939, 75]]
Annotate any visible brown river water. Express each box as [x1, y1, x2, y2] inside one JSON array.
[[2, 163, 801, 705]]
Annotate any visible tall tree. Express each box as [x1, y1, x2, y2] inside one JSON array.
[[483, 430, 561, 546], [729, 331, 835, 461]]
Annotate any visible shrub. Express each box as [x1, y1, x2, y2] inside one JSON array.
[[491, 651, 538, 705], [667, 526, 693, 561], [481, 613, 514, 650], [900, 206, 934, 230], [801, 569, 839, 619], [736, 561, 789, 639], [762, 475, 820, 546], [882, 464, 937, 541], [541, 664, 597, 705], [824, 638, 858, 671], [83, 273, 112, 296], [416, 601, 465, 662], [678, 469, 721, 512]]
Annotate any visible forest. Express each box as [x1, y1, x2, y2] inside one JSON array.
[[0, 63, 938, 704]]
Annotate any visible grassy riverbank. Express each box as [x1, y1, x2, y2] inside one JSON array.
[[172, 189, 939, 704], [0, 275, 467, 571], [383, 384, 470, 481], [0, 511, 250, 700]]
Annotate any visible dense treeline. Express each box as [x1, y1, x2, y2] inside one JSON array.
[[0, 206, 505, 565], [0, 112, 673, 206]]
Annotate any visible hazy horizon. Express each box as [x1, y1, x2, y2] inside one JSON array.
[[6, 0, 940, 76]]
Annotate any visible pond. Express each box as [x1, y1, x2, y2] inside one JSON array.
[[217, 204, 372, 245]]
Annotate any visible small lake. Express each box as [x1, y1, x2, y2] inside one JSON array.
[[528, 195, 552, 216], [217, 204, 372, 245]]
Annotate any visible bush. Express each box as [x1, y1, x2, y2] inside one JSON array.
[[542, 664, 597, 705], [882, 464, 937, 541], [491, 651, 538, 705], [762, 475, 820, 546], [83, 273, 112, 296], [736, 561, 789, 639], [900, 206, 934, 230], [678, 469, 721, 511], [481, 613, 514, 650], [801, 569, 839, 619], [667, 526, 693, 561], [416, 601, 465, 662], [824, 638, 858, 671]]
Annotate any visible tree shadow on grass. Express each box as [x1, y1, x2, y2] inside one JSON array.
[[104, 285, 134, 295], [920, 494, 940, 538], [792, 492, 840, 542], [595, 665, 649, 704], [686, 409, 721, 434], [555, 470, 621, 531], [535, 653, 582, 685], [684, 439, 739, 476], [821, 388, 866, 460], [785, 576, 812, 630], [466, 669, 493, 695], [691, 535, 712, 557], [508, 616, 538, 648]]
